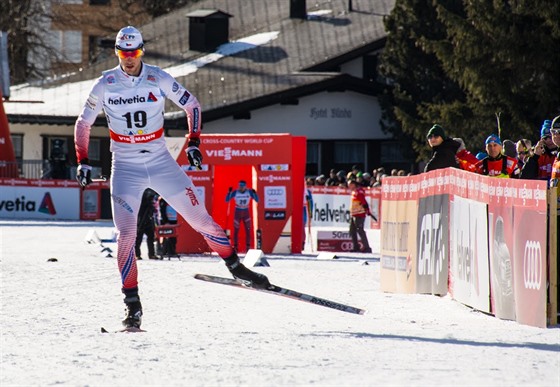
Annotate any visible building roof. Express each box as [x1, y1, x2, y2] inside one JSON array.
[[6, 0, 395, 127]]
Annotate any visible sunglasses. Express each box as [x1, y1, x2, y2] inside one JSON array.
[[542, 135, 552, 140], [551, 129, 560, 135], [116, 48, 143, 59]]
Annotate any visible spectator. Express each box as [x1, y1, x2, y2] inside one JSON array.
[[372, 174, 386, 187], [515, 139, 533, 170], [348, 165, 361, 181], [361, 172, 372, 186], [325, 169, 338, 186], [336, 170, 347, 186], [397, 170, 407, 176], [424, 124, 460, 172], [454, 137, 479, 172], [391, 169, 399, 176], [315, 174, 327, 186], [348, 179, 372, 253], [135, 189, 158, 260], [226, 180, 259, 252], [475, 134, 520, 178], [520, 119, 558, 181], [502, 140, 518, 159]]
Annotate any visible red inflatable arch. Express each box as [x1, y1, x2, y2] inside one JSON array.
[[171, 133, 306, 254], [0, 90, 17, 177]]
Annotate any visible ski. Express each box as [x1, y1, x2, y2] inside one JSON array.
[[101, 326, 146, 333], [194, 274, 366, 315]]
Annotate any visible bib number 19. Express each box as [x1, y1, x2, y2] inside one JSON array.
[[122, 111, 147, 128]]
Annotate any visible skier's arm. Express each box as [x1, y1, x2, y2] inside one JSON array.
[[225, 188, 235, 202], [250, 189, 259, 203], [74, 78, 104, 163]]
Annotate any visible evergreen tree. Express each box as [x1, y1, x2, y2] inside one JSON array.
[[380, 0, 560, 161], [379, 0, 465, 161]]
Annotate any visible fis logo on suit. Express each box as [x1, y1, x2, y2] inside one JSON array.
[[186, 187, 199, 206], [417, 212, 445, 283], [523, 240, 542, 290]]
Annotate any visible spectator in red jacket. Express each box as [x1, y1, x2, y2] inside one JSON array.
[[348, 179, 372, 253], [454, 137, 478, 172], [475, 134, 520, 178]]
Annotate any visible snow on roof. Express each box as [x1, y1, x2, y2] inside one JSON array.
[[5, 31, 279, 118]]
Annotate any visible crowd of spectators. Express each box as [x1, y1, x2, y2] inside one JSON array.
[[423, 117, 559, 182], [306, 115, 559, 187], [306, 165, 411, 188]]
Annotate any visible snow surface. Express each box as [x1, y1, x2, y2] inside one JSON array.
[[1, 220, 559, 387]]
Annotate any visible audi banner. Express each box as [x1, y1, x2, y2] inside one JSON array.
[[513, 203, 547, 328]]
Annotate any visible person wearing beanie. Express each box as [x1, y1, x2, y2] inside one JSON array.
[[424, 124, 460, 172], [520, 118, 558, 181], [475, 134, 520, 178]]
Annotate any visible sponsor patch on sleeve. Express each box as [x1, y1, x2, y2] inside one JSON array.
[[172, 82, 179, 92], [85, 93, 99, 110], [179, 90, 191, 105]]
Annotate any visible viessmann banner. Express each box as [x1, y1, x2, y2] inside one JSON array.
[[381, 168, 548, 328]]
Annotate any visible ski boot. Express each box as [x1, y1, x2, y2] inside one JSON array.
[[122, 287, 143, 329], [224, 253, 270, 289]]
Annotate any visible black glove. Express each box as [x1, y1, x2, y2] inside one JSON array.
[[185, 138, 203, 170], [76, 160, 92, 188], [228, 187, 233, 192]]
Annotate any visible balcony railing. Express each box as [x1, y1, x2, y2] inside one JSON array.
[[0, 160, 70, 179]]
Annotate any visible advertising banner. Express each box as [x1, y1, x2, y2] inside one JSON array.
[[380, 176, 419, 293], [0, 179, 80, 219], [416, 194, 450, 295], [512, 183, 548, 328], [449, 196, 490, 313], [487, 178, 516, 320], [316, 229, 357, 252]]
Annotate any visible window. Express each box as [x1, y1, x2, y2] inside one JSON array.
[[363, 55, 378, 82], [334, 142, 366, 165], [51, 30, 82, 63], [306, 141, 320, 176], [10, 133, 23, 160], [380, 141, 406, 163]]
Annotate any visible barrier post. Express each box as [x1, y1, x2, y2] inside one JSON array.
[[548, 187, 558, 326]]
